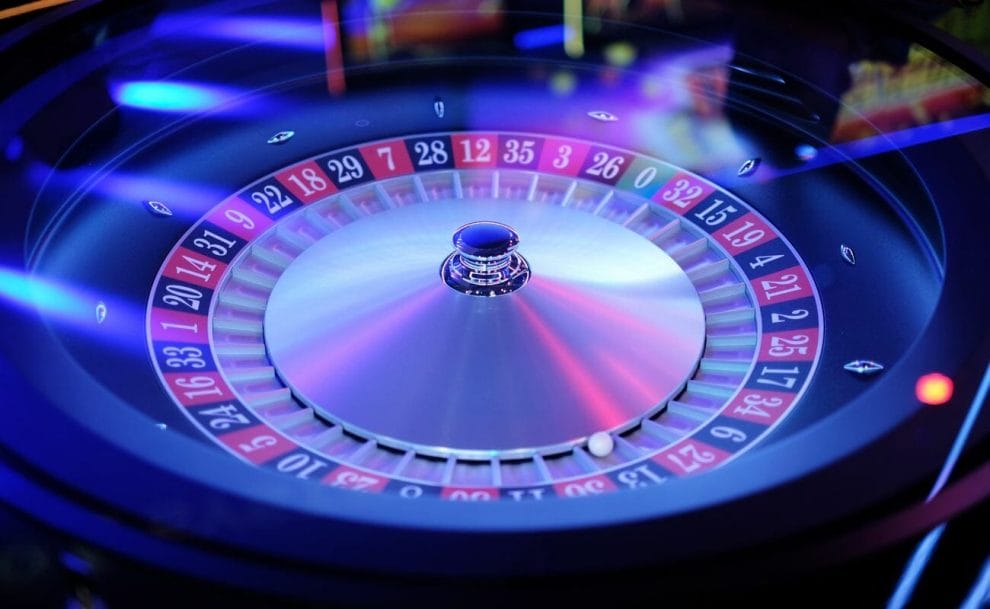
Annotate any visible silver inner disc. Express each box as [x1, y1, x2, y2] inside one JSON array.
[[263, 200, 706, 458]]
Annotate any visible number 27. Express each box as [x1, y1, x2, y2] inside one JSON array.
[[666, 444, 716, 473]]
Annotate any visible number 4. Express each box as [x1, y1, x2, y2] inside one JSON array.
[[749, 254, 784, 270]]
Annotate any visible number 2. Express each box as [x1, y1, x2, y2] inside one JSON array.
[[770, 309, 809, 324]]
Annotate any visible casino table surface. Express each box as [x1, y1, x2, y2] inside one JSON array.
[[1, 0, 990, 607]]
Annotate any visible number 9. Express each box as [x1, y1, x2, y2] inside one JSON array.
[[224, 209, 255, 230], [710, 426, 747, 443]]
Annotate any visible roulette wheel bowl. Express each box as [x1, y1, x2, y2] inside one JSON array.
[[0, 1, 989, 606]]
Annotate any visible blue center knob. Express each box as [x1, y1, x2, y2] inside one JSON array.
[[442, 221, 530, 296], [454, 222, 520, 258]]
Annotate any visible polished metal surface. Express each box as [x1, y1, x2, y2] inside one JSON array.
[[144, 200, 173, 217], [264, 200, 706, 458], [844, 359, 884, 376], [266, 130, 295, 145], [840, 243, 857, 266], [737, 158, 761, 177], [587, 110, 619, 122]]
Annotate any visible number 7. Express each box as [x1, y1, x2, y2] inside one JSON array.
[[376, 146, 395, 171]]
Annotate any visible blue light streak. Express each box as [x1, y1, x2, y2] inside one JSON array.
[[843, 111, 990, 160], [514, 25, 568, 50], [927, 362, 990, 501], [770, 111, 990, 180], [152, 15, 325, 51], [25, 162, 229, 222], [886, 361, 990, 609], [110, 81, 236, 113], [0, 267, 144, 349], [208, 16, 326, 50], [0, 267, 87, 319], [960, 555, 990, 609], [886, 524, 946, 609], [59, 550, 94, 576]]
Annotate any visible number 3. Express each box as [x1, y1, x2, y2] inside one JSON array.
[[552, 144, 572, 169]]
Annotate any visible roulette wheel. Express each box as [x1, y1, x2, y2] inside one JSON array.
[[1, 0, 990, 606]]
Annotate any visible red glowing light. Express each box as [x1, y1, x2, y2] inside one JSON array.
[[916, 372, 954, 406]]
